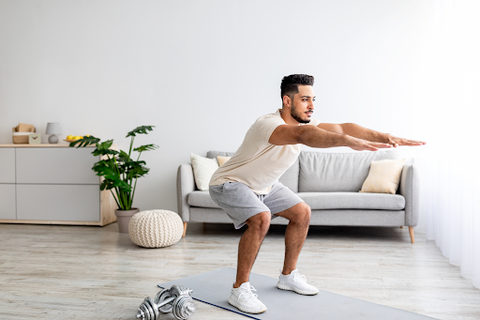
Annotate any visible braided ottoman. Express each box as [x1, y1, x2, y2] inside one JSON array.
[[129, 210, 183, 248]]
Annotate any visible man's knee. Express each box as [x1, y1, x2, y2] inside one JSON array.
[[246, 211, 271, 234], [292, 202, 311, 226]]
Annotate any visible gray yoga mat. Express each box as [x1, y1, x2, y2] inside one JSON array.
[[158, 267, 438, 320]]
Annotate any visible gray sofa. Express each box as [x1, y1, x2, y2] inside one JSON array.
[[177, 149, 418, 243]]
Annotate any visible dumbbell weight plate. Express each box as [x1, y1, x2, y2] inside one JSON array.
[[155, 289, 174, 314], [138, 302, 153, 320], [146, 297, 159, 320]]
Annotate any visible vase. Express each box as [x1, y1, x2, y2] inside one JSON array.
[[115, 208, 139, 233]]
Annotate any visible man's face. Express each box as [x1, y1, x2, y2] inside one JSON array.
[[290, 85, 315, 124]]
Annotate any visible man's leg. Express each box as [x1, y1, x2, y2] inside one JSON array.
[[274, 201, 318, 295], [275, 202, 311, 275], [209, 182, 270, 313], [234, 211, 271, 288]]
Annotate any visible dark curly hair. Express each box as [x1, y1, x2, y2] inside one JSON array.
[[280, 74, 314, 100]]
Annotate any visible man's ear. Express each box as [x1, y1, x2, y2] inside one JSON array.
[[282, 95, 292, 108]]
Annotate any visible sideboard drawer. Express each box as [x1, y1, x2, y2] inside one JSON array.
[[0, 148, 15, 183], [16, 148, 98, 184], [0, 184, 16, 219], [16, 184, 100, 221]]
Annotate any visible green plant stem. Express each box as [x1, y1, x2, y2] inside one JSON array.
[[121, 189, 129, 210], [108, 152, 127, 210], [127, 138, 136, 206], [128, 136, 134, 158], [130, 178, 138, 209], [128, 151, 143, 208], [110, 190, 121, 209]]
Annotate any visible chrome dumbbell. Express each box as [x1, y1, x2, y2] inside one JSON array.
[[136, 285, 196, 320]]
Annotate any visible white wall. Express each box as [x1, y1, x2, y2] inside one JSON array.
[[0, 0, 435, 222]]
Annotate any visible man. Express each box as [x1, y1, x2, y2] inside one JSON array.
[[209, 74, 425, 314]]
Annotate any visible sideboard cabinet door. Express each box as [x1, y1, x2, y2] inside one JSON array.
[[0, 148, 15, 183], [16, 185, 100, 221], [0, 184, 16, 219], [16, 148, 98, 184]]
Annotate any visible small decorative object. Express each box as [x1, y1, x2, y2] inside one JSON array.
[[45, 122, 62, 144], [12, 123, 36, 144], [136, 285, 196, 320], [29, 133, 41, 144], [129, 210, 183, 248], [69, 126, 158, 232], [64, 135, 84, 142]]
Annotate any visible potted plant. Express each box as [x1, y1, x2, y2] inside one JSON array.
[[70, 125, 158, 233]]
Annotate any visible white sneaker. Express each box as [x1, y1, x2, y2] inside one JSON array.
[[228, 282, 267, 314], [276, 269, 319, 295]]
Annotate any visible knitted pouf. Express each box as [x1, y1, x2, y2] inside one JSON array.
[[129, 210, 183, 248]]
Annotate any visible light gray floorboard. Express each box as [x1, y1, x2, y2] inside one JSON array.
[[0, 223, 479, 320]]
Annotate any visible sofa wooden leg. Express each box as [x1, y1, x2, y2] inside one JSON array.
[[408, 226, 415, 243], [183, 222, 188, 238]]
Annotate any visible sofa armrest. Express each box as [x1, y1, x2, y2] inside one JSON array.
[[177, 163, 196, 222], [399, 164, 419, 226]]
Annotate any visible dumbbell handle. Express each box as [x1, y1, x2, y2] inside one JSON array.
[[136, 296, 176, 319], [157, 296, 175, 309]]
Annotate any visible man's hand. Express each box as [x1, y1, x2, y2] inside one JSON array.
[[347, 136, 393, 151], [385, 135, 426, 148]]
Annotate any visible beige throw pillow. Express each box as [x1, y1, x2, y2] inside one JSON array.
[[217, 156, 231, 166], [360, 159, 405, 194], [190, 153, 219, 191]]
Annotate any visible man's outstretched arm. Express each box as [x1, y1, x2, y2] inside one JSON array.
[[269, 123, 425, 151], [318, 123, 426, 147], [269, 125, 392, 151]]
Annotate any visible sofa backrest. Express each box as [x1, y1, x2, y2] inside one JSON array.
[[206, 151, 234, 159], [298, 149, 400, 192], [206, 149, 401, 193]]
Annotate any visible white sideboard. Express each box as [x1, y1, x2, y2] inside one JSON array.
[[0, 144, 116, 226]]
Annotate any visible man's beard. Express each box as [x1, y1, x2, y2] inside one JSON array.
[[291, 105, 311, 124]]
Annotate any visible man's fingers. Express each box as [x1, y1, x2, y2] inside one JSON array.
[[389, 137, 426, 146], [396, 140, 425, 146], [358, 141, 392, 151], [372, 142, 393, 149], [404, 139, 426, 146]]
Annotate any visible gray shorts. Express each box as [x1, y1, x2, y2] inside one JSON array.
[[209, 182, 303, 229]]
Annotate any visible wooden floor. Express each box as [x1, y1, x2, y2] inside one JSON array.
[[1, 222, 479, 320]]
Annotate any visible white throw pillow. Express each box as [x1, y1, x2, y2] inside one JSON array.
[[190, 153, 219, 191], [360, 158, 405, 194]]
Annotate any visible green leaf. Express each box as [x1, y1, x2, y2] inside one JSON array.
[[134, 144, 159, 152], [100, 177, 131, 193], [117, 150, 131, 162], [69, 136, 100, 148], [92, 162, 118, 178], [126, 125, 155, 137], [91, 140, 118, 157], [91, 148, 119, 157]]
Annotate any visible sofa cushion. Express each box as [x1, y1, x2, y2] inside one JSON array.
[[298, 150, 400, 192], [217, 156, 231, 166], [188, 191, 220, 208], [360, 158, 405, 194], [298, 192, 405, 210], [190, 153, 219, 191], [188, 190, 405, 211]]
